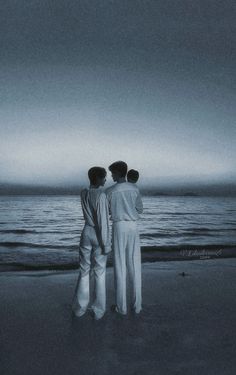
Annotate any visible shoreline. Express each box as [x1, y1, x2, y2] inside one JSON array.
[[0, 244, 235, 272]]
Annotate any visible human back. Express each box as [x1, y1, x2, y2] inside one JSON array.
[[106, 182, 142, 222], [81, 187, 107, 227]]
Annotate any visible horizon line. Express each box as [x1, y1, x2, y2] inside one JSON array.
[[0, 181, 236, 197]]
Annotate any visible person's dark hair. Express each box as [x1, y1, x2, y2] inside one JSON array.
[[127, 169, 139, 183], [108, 161, 128, 177], [88, 167, 107, 185]]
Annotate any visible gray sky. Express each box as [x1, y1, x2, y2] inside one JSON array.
[[0, 0, 236, 186]]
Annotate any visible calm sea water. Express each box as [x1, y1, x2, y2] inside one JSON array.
[[0, 195, 236, 267]]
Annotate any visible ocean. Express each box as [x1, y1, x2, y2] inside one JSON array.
[[0, 195, 236, 269]]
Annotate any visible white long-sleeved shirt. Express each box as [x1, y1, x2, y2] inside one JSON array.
[[106, 182, 143, 222], [80, 187, 110, 253]]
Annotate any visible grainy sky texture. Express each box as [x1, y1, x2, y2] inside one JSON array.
[[0, 0, 235, 185]]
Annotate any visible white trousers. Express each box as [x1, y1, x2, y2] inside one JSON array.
[[72, 225, 107, 318], [112, 221, 142, 314]]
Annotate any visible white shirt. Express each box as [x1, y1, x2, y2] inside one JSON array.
[[80, 187, 110, 252], [106, 182, 143, 222]]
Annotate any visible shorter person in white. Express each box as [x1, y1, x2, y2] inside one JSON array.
[[106, 161, 143, 315], [127, 169, 139, 184], [72, 167, 111, 320]]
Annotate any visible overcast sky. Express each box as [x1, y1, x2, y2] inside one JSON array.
[[0, 0, 235, 186]]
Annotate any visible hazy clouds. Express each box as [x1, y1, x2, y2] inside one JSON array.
[[1, 0, 236, 185]]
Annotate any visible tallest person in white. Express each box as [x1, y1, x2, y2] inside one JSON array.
[[106, 161, 143, 315]]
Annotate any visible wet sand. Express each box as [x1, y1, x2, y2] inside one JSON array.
[[0, 259, 236, 375]]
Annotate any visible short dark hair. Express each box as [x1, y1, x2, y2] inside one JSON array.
[[88, 167, 107, 185], [108, 161, 128, 177], [127, 169, 139, 183]]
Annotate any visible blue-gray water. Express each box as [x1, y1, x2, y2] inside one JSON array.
[[0, 195, 236, 268]]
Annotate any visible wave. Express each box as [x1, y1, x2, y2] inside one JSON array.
[[0, 229, 80, 235], [0, 229, 37, 234], [1, 245, 235, 272], [0, 241, 79, 250], [188, 227, 211, 232], [140, 228, 234, 239], [158, 212, 223, 216]]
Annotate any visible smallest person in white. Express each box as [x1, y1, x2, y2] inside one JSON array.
[[72, 166, 111, 320]]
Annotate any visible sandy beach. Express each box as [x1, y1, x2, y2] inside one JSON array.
[[1, 258, 236, 375]]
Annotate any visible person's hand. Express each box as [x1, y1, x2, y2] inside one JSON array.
[[103, 245, 112, 254]]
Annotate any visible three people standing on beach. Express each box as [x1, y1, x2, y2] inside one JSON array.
[[72, 161, 143, 319]]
